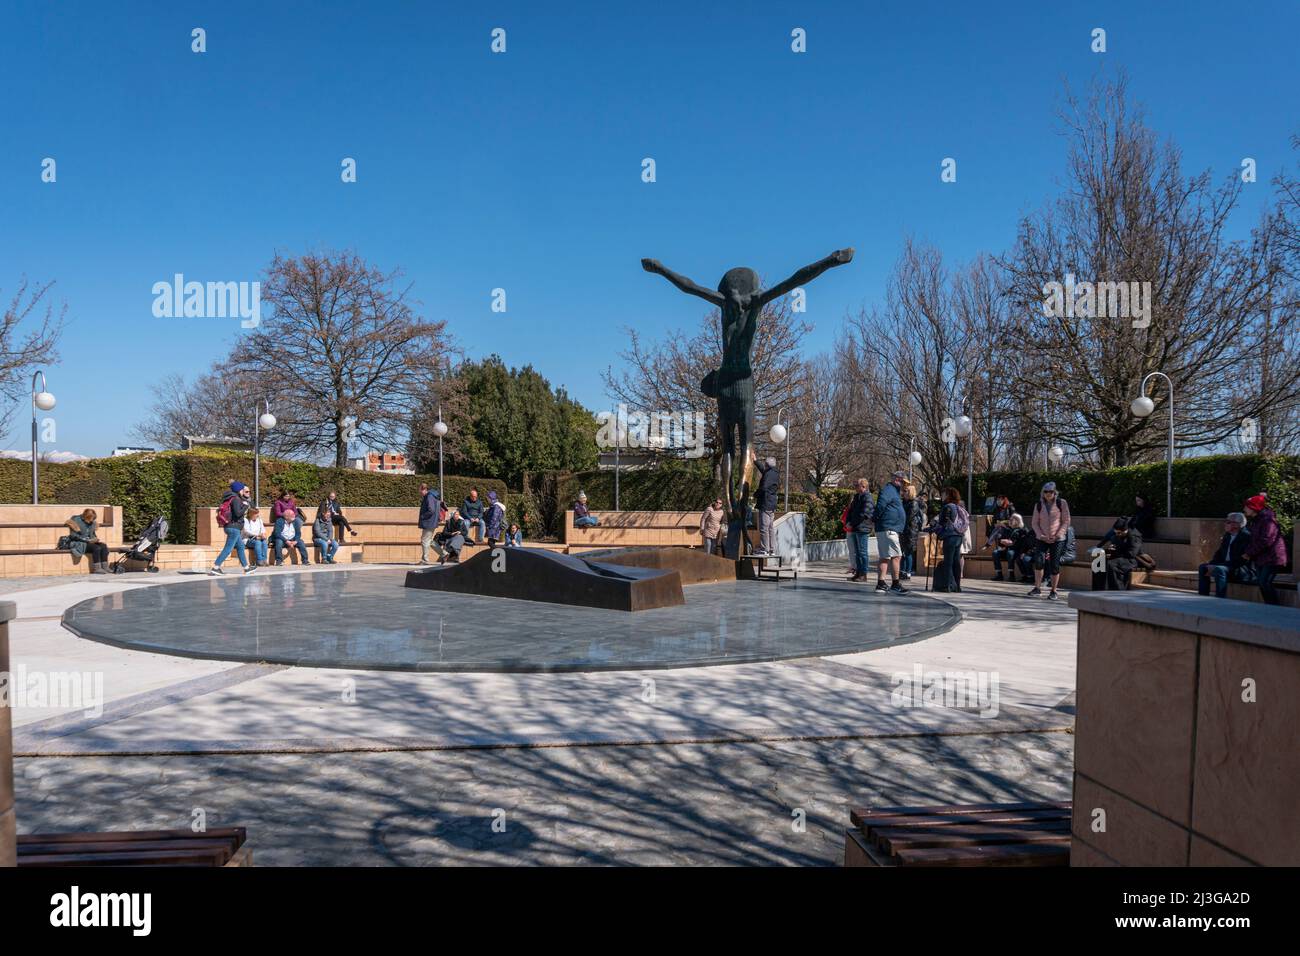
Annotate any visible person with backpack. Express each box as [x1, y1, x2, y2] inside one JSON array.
[[871, 470, 909, 594], [845, 478, 874, 582], [211, 481, 253, 575], [926, 487, 969, 593], [1029, 481, 1071, 600]]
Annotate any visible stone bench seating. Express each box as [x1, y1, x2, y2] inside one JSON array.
[[564, 510, 703, 547], [0, 505, 125, 578]]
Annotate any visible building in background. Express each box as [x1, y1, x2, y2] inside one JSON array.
[[112, 446, 155, 457], [182, 436, 253, 453], [351, 451, 414, 474]]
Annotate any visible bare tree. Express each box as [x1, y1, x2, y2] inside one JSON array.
[[131, 371, 250, 448], [1001, 74, 1300, 466], [228, 251, 451, 466], [0, 279, 63, 439]]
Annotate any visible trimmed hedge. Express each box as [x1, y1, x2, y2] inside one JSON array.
[[0, 450, 506, 544], [0, 458, 111, 506], [943, 454, 1300, 537]]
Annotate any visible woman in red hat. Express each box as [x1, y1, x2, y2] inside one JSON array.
[[1242, 494, 1287, 605]]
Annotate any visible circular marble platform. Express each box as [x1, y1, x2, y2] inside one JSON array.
[[61, 569, 960, 673]]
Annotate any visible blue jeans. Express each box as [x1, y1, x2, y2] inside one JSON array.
[[466, 518, 485, 542], [316, 539, 339, 563], [992, 547, 1014, 573], [1198, 563, 1229, 598], [575, 515, 599, 528], [274, 535, 309, 563], [215, 525, 248, 568], [505, 531, 523, 547], [246, 538, 268, 565], [850, 532, 871, 575]]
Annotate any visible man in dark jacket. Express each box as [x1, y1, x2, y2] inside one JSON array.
[[211, 481, 252, 575], [752, 453, 781, 555], [462, 488, 486, 544], [871, 470, 909, 594], [1101, 519, 1143, 591], [418, 482, 443, 565], [1198, 512, 1251, 598], [321, 490, 356, 539], [846, 478, 874, 582]]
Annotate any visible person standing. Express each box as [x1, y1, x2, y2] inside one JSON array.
[[1198, 512, 1252, 598], [484, 491, 506, 547], [418, 482, 443, 565], [1029, 481, 1071, 601], [846, 478, 874, 582], [699, 498, 726, 555], [928, 487, 968, 593], [1130, 493, 1157, 539], [899, 481, 924, 580], [211, 481, 252, 575], [752, 453, 780, 555], [872, 470, 909, 594], [1243, 494, 1286, 605]]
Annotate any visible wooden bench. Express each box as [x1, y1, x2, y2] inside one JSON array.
[[18, 827, 251, 867], [564, 509, 705, 548], [844, 801, 1072, 867]]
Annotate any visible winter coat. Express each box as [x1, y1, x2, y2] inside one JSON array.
[[755, 460, 780, 512], [700, 505, 725, 540], [272, 497, 297, 521], [462, 496, 485, 522], [1244, 508, 1288, 567], [846, 490, 874, 534], [574, 500, 592, 520], [418, 491, 442, 530], [871, 481, 907, 533], [312, 516, 333, 543], [486, 500, 506, 538], [1209, 529, 1251, 571], [60, 515, 98, 558], [1129, 504, 1156, 539], [1031, 497, 1071, 543]]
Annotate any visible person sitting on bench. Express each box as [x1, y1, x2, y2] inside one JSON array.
[[61, 508, 110, 574], [272, 508, 311, 565], [313, 506, 339, 564], [1097, 518, 1143, 590], [435, 509, 467, 564], [574, 492, 599, 528], [1197, 512, 1252, 598], [990, 513, 1033, 582]]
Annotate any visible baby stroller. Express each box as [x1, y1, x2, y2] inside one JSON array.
[[111, 515, 169, 574]]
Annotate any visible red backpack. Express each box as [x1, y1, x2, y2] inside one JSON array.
[[215, 497, 234, 527]]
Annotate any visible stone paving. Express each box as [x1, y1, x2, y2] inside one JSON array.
[[6, 560, 1081, 865]]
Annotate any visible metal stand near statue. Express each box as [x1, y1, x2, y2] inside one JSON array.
[[641, 248, 854, 558]]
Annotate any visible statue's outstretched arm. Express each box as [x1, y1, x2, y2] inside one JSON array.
[[758, 248, 854, 306], [641, 258, 725, 306]]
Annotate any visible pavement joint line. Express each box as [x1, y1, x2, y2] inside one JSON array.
[[14, 720, 1076, 758], [11, 661, 289, 749]]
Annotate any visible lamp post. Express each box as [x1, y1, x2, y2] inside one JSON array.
[[253, 400, 276, 506], [31, 372, 56, 504], [953, 413, 974, 508], [1131, 371, 1175, 519], [432, 407, 448, 501], [770, 410, 789, 512], [906, 435, 922, 483]]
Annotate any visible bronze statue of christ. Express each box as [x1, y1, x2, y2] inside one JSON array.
[[641, 248, 854, 556]]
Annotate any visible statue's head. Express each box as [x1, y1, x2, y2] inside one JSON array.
[[717, 267, 759, 302]]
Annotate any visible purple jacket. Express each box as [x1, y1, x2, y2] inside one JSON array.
[[1244, 508, 1288, 567]]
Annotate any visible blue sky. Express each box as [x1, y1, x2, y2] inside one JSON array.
[[2, 0, 1296, 457]]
